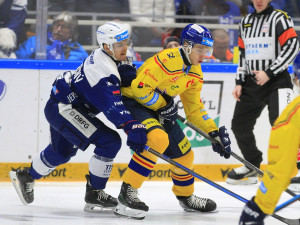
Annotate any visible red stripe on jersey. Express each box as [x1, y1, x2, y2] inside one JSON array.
[[238, 36, 245, 49], [272, 104, 300, 130], [154, 56, 183, 76], [188, 73, 203, 81], [278, 28, 298, 47]]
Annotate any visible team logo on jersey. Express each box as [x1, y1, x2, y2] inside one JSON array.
[[0, 80, 7, 102], [167, 52, 175, 59], [138, 82, 144, 88], [113, 90, 121, 96], [186, 79, 195, 88], [261, 23, 269, 33]]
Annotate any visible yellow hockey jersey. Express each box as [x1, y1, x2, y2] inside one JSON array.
[[255, 95, 300, 214], [121, 47, 217, 133]]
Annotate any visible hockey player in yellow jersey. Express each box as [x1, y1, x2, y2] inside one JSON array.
[[114, 24, 232, 219], [239, 53, 300, 224]]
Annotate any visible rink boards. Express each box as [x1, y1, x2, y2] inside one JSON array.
[[0, 60, 293, 182]]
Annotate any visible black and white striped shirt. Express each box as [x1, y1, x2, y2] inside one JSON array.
[[236, 5, 299, 85]]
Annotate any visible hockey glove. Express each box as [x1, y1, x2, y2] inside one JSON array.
[[239, 197, 266, 225], [156, 94, 178, 122], [208, 126, 231, 159], [118, 64, 137, 87], [123, 120, 147, 153]]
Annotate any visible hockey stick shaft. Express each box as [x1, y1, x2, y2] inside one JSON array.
[[176, 114, 297, 198], [275, 194, 300, 212], [145, 146, 298, 224]]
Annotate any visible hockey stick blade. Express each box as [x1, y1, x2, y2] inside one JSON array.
[[145, 146, 298, 224], [176, 115, 298, 199]]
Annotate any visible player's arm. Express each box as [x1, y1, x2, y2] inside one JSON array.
[[180, 79, 217, 134], [85, 74, 134, 128], [266, 12, 299, 78], [236, 20, 247, 86], [255, 96, 300, 214], [131, 59, 167, 111], [180, 80, 231, 158]]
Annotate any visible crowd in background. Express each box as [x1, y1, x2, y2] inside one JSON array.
[[0, 0, 300, 61]]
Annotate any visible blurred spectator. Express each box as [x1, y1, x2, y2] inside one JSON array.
[[0, 27, 17, 59], [48, 0, 76, 11], [285, 0, 300, 17], [74, 0, 130, 46], [15, 11, 88, 60], [0, 0, 27, 45], [206, 29, 233, 62], [129, 0, 175, 60], [189, 0, 240, 49], [162, 36, 180, 49], [189, 0, 240, 21], [175, 0, 195, 23]]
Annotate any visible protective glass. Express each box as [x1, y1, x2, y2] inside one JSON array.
[[113, 39, 132, 50], [192, 44, 213, 57]]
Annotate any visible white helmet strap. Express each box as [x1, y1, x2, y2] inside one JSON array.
[[182, 44, 192, 64]]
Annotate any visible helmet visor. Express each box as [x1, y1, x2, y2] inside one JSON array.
[[112, 39, 132, 50], [192, 44, 213, 57]]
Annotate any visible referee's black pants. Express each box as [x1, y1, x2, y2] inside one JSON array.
[[231, 79, 281, 169]]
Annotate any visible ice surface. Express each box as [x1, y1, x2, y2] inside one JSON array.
[[1, 181, 299, 225]]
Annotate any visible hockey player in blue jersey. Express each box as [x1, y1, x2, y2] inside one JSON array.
[[9, 21, 147, 212]]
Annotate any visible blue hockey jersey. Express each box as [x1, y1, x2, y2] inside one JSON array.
[[51, 48, 134, 128]]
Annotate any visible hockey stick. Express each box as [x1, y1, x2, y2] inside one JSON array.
[[176, 114, 298, 199], [275, 194, 300, 212], [145, 146, 300, 225]]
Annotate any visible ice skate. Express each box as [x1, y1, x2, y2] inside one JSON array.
[[9, 168, 35, 205], [84, 174, 117, 212], [288, 176, 300, 193], [114, 182, 149, 219], [226, 165, 259, 185], [177, 194, 217, 212]]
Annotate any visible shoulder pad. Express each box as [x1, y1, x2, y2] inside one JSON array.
[[188, 65, 203, 80], [275, 9, 290, 19], [154, 48, 183, 75]]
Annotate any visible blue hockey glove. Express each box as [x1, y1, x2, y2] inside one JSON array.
[[156, 94, 178, 122], [239, 197, 266, 225], [118, 64, 137, 87], [208, 126, 231, 159], [123, 120, 147, 153]]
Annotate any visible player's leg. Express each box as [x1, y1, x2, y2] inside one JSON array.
[[46, 100, 122, 211], [288, 149, 300, 192], [84, 125, 122, 212], [164, 121, 217, 212], [9, 126, 78, 205], [114, 97, 169, 219], [255, 121, 299, 215], [228, 97, 265, 184]]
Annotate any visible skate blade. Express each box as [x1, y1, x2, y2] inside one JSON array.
[[114, 203, 146, 220], [84, 203, 115, 213], [226, 177, 259, 185], [183, 208, 219, 213], [9, 171, 28, 205]]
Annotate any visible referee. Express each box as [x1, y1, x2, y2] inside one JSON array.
[[226, 0, 299, 185]]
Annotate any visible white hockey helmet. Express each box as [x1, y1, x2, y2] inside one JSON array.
[[97, 21, 130, 52]]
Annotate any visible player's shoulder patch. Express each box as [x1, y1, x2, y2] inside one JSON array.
[[154, 48, 183, 75]]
